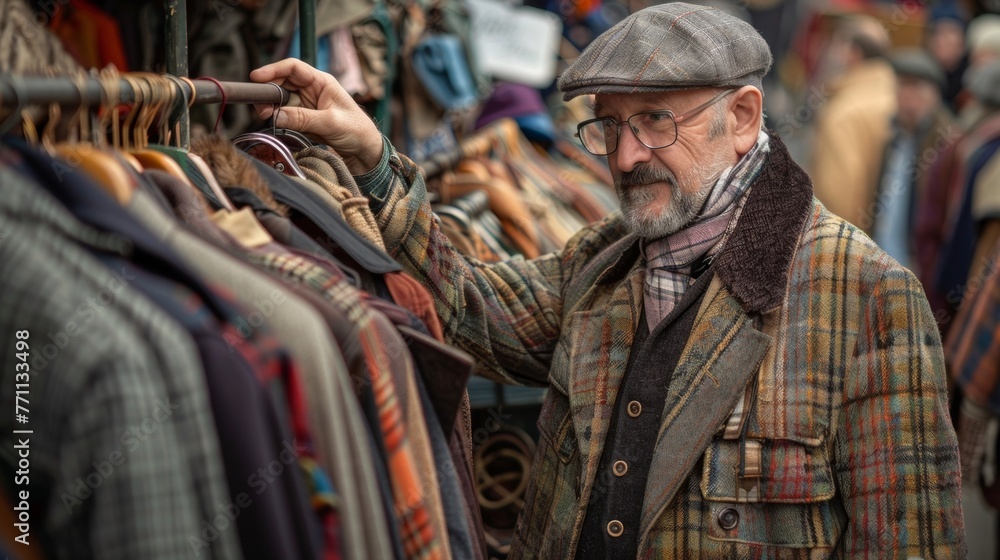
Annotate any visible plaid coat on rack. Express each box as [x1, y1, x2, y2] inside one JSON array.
[[359, 132, 966, 558]]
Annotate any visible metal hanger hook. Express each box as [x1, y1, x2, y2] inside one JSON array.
[[267, 82, 283, 136], [195, 76, 227, 134], [162, 74, 190, 148], [98, 65, 123, 150], [69, 72, 92, 144]]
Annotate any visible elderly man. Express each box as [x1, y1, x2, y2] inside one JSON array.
[[251, 3, 965, 558]]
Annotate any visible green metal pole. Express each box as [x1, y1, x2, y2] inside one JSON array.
[[165, 0, 190, 148], [299, 0, 317, 68]]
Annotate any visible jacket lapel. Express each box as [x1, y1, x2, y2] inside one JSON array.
[[638, 278, 772, 546], [568, 260, 645, 495], [632, 134, 815, 544]]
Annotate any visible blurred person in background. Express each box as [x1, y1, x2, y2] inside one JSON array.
[[968, 14, 1000, 68], [913, 61, 1000, 334], [944, 66, 1000, 560], [946, 238, 1000, 558], [966, 60, 1000, 249], [926, 1, 970, 112], [746, 0, 810, 138], [810, 14, 896, 232], [869, 49, 958, 271], [948, 62, 1000, 310], [912, 12, 1000, 327], [957, 14, 1000, 126]]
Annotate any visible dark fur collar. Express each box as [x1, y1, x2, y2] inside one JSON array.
[[596, 132, 814, 314]]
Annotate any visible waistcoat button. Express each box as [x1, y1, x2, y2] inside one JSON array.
[[607, 520, 624, 537], [627, 400, 642, 418]]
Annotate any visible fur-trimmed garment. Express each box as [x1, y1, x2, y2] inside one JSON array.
[[361, 131, 966, 558], [191, 135, 290, 217]]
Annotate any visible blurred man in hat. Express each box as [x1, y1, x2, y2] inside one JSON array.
[[925, 1, 969, 111], [251, 3, 965, 557]]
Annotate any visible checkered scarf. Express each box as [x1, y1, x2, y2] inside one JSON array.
[[643, 130, 770, 331]]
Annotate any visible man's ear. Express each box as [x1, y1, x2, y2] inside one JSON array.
[[730, 85, 763, 155]]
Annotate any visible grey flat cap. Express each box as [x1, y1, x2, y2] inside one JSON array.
[[558, 2, 773, 101], [889, 48, 946, 88]]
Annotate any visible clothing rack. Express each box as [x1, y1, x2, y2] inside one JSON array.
[[0, 76, 291, 109], [0, 75, 291, 151]]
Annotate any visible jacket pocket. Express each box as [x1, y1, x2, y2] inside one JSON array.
[[510, 388, 580, 559], [536, 384, 577, 463], [700, 437, 846, 549]]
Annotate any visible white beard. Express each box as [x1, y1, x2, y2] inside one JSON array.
[[614, 152, 731, 239]]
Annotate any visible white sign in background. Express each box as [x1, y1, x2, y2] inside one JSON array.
[[465, 0, 563, 88]]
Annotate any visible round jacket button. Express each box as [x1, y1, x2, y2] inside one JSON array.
[[613, 460, 628, 476], [627, 400, 642, 418], [607, 520, 624, 537], [717, 507, 739, 530]]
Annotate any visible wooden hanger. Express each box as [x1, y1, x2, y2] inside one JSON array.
[[0, 71, 132, 207], [126, 74, 191, 180], [493, 118, 525, 160], [419, 119, 504, 179], [45, 71, 135, 204], [82, 67, 143, 173], [460, 125, 499, 161], [152, 75, 237, 211], [53, 144, 135, 203], [455, 158, 493, 183]]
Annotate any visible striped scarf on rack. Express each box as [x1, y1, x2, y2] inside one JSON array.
[[643, 130, 770, 332]]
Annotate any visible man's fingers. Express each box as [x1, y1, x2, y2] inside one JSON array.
[[250, 58, 328, 90], [282, 59, 330, 88], [248, 61, 298, 89], [254, 104, 275, 119], [248, 62, 284, 83]]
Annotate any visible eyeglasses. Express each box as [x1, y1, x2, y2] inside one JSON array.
[[575, 88, 737, 156]]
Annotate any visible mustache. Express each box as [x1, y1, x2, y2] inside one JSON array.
[[614, 164, 677, 189]]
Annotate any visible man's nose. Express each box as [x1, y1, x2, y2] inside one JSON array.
[[613, 125, 652, 173]]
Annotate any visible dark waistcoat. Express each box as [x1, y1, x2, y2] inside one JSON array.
[[575, 262, 715, 559]]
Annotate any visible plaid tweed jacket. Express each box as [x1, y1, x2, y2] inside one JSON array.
[[362, 133, 966, 558]]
